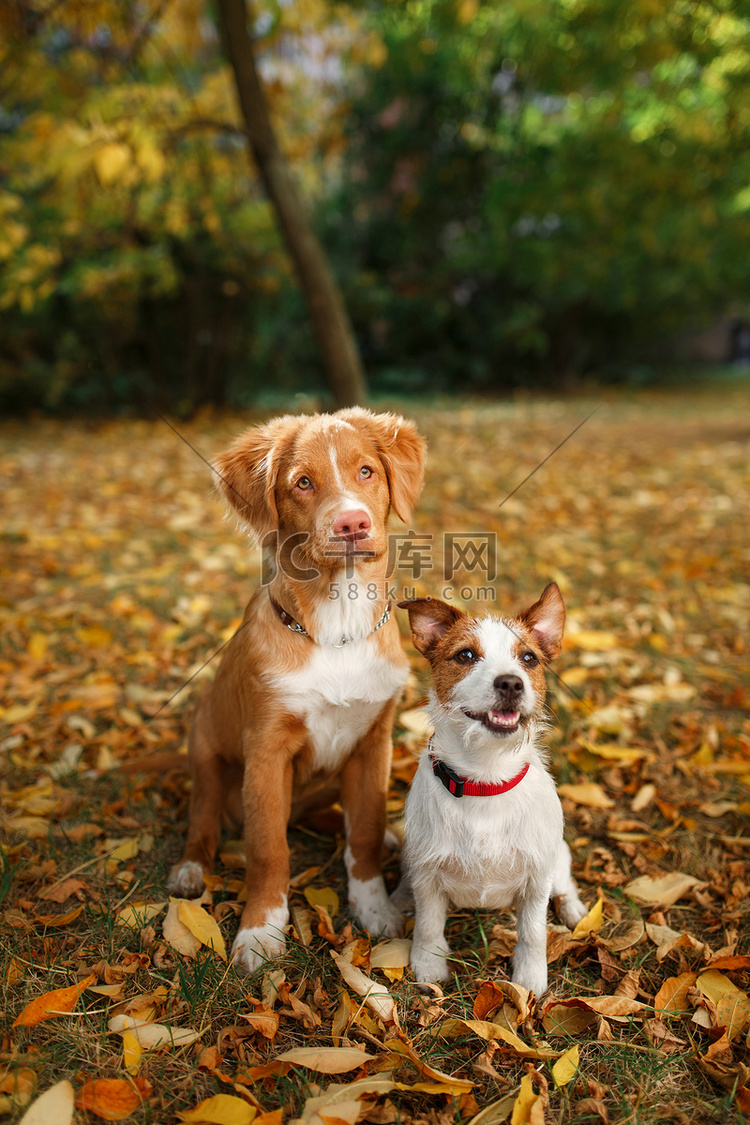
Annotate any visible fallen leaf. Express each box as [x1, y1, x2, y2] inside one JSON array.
[[330, 951, 398, 1026], [38, 877, 87, 903], [625, 872, 701, 907], [304, 886, 340, 917], [558, 783, 614, 809], [654, 973, 697, 1017], [117, 902, 167, 929], [163, 900, 201, 958], [108, 1014, 202, 1049], [386, 1040, 474, 1093], [13, 973, 96, 1027], [510, 1072, 540, 1124], [551, 1044, 579, 1088], [370, 938, 412, 969], [177, 1093, 256, 1124], [177, 900, 227, 960], [434, 1018, 542, 1059], [572, 895, 604, 938], [74, 1077, 151, 1121], [18, 1080, 74, 1125], [275, 1047, 374, 1074]]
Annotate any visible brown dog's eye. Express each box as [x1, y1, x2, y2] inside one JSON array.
[[453, 648, 477, 664], [296, 476, 313, 490], [522, 651, 538, 667], [360, 466, 373, 479]]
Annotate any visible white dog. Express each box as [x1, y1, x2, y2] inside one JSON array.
[[394, 584, 587, 996]]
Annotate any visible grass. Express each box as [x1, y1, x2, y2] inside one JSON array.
[[1, 383, 750, 1122]]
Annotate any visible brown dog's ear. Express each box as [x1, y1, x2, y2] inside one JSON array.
[[517, 582, 566, 660], [213, 415, 301, 539], [339, 408, 426, 522], [398, 598, 465, 656]]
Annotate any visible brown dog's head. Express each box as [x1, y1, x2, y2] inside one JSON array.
[[214, 409, 426, 572]]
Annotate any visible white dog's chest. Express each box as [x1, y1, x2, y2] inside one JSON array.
[[273, 643, 407, 773], [404, 758, 564, 908]]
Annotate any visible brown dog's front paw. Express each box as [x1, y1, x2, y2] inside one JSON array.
[[167, 860, 206, 899]]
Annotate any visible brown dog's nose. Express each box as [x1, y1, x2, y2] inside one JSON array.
[[332, 509, 371, 541]]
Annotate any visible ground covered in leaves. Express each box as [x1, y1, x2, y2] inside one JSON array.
[[1, 384, 750, 1125]]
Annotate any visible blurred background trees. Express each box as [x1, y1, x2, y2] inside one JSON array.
[[1, 0, 748, 413]]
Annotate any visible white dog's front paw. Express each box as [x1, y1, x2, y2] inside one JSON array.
[[411, 943, 452, 984], [557, 893, 588, 929], [511, 951, 547, 998], [231, 903, 288, 974], [350, 876, 404, 938], [167, 860, 205, 899]]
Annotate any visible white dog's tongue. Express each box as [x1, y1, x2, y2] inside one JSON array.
[[487, 710, 520, 728]]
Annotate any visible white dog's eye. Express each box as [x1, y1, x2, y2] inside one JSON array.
[[522, 651, 539, 667], [296, 476, 313, 490], [360, 466, 373, 479], [453, 648, 477, 664]]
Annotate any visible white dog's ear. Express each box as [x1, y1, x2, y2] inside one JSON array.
[[213, 416, 301, 539], [398, 598, 465, 656], [338, 408, 426, 522], [518, 582, 566, 660]]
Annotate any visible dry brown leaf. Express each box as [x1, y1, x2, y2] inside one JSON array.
[[275, 1047, 374, 1074], [330, 952, 398, 1026], [625, 872, 702, 907], [654, 972, 697, 1017]]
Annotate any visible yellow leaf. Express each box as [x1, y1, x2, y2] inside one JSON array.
[[27, 633, 49, 661], [104, 837, 140, 862], [18, 1080, 74, 1125], [117, 902, 166, 929], [274, 1047, 374, 1074], [566, 629, 620, 652], [572, 896, 603, 938], [178, 1094, 256, 1124], [177, 900, 227, 960], [304, 886, 339, 917], [75, 625, 114, 647], [510, 1073, 540, 1125], [163, 900, 200, 958], [94, 143, 131, 186], [580, 740, 654, 764], [122, 1029, 142, 1076], [558, 783, 614, 809], [551, 1043, 579, 1088]]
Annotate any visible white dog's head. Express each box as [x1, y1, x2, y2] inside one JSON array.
[[399, 584, 565, 748]]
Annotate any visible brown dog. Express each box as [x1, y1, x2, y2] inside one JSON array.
[[168, 408, 426, 971]]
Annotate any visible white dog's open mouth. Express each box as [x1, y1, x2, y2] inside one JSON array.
[[463, 708, 522, 735]]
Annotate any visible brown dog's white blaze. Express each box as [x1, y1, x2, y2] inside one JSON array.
[[169, 409, 426, 973]]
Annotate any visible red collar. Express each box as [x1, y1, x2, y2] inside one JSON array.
[[429, 749, 530, 798]]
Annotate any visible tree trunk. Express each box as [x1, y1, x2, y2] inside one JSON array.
[[215, 0, 367, 408]]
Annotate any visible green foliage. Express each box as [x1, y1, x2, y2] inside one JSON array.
[[328, 0, 750, 388], [0, 0, 749, 410]]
